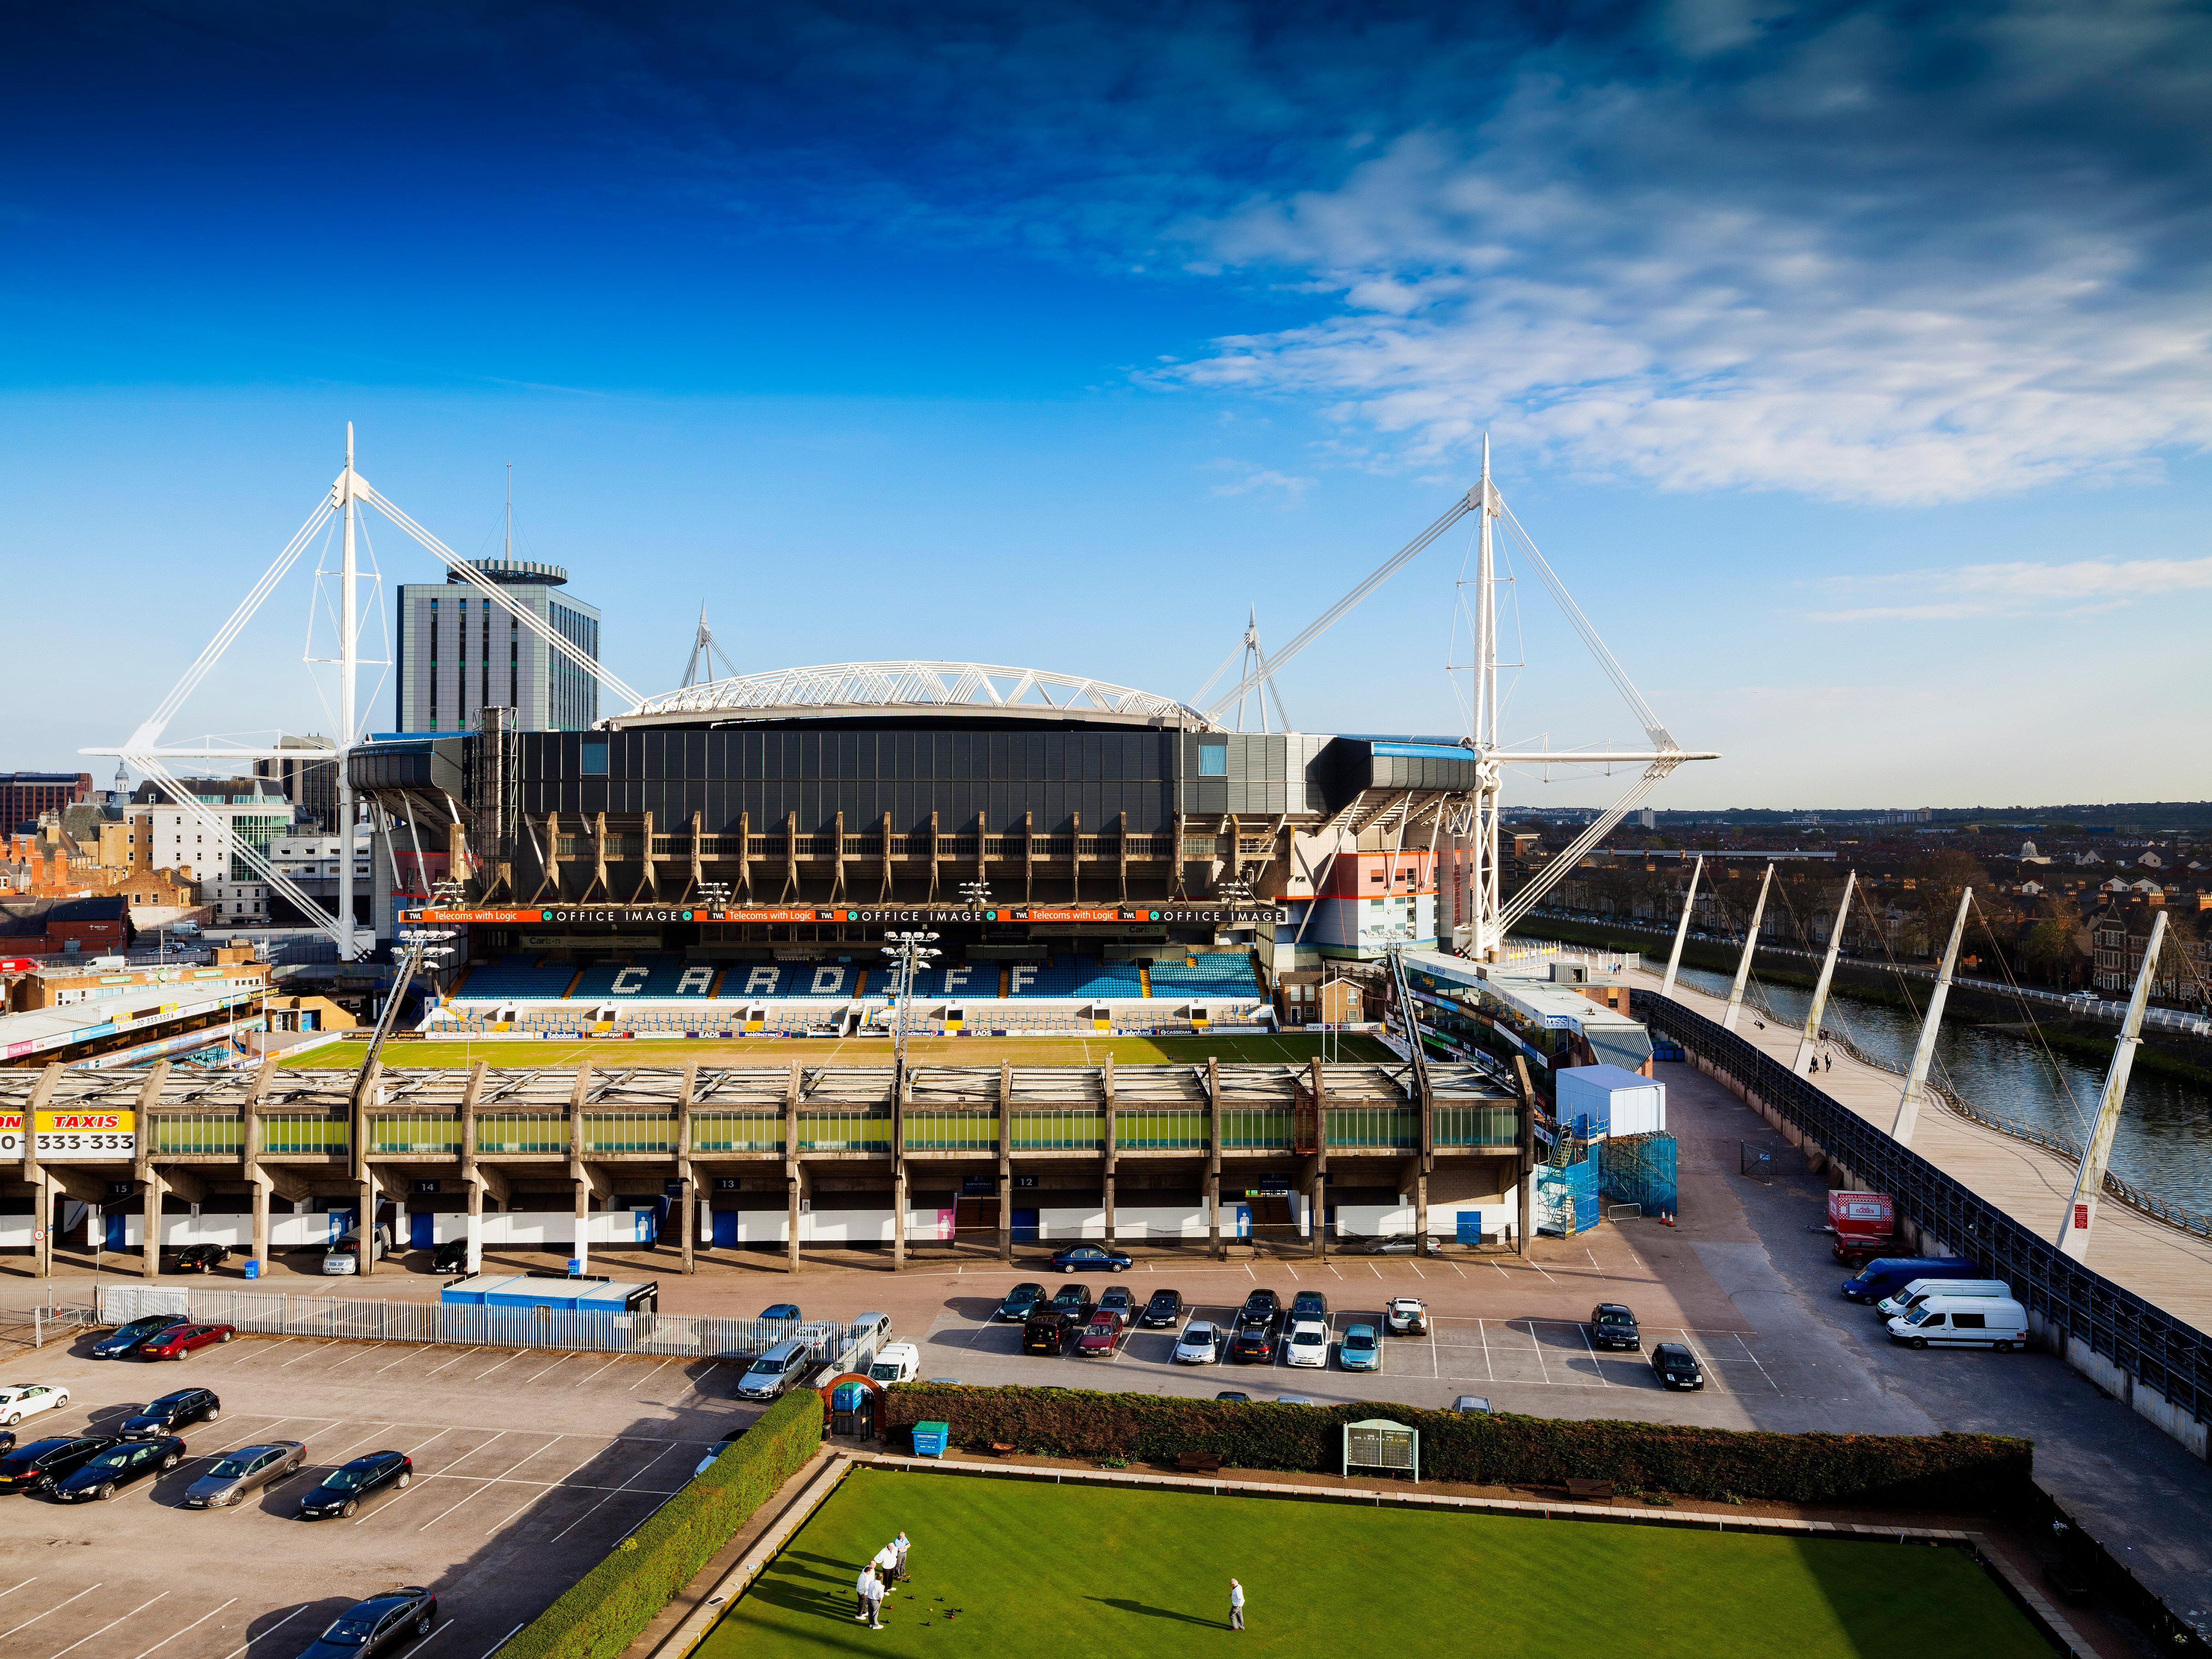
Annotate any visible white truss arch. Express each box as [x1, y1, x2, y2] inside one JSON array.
[[615, 661, 1219, 729]]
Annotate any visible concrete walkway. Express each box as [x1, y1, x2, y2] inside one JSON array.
[[1625, 964, 2212, 1332]]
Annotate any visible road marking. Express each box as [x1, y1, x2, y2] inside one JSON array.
[[0, 1579, 35, 1606], [413, 1478, 496, 1531], [475, 1623, 525, 1659], [217, 1604, 306, 1659], [225, 1337, 293, 1364], [47, 1590, 168, 1659], [1406, 1263, 1424, 1279], [421, 1348, 476, 1378], [545, 1438, 671, 1541], [270, 1423, 393, 1491], [474, 1350, 525, 1380], [521, 1353, 576, 1385], [571, 1356, 624, 1389], [625, 1357, 677, 1391], [0, 1585, 100, 1643], [1571, 1318, 1609, 1386], [372, 1348, 420, 1375], [281, 1342, 339, 1367], [128, 1598, 235, 1659]]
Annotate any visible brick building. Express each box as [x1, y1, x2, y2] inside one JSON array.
[[0, 894, 132, 956], [0, 772, 93, 833]]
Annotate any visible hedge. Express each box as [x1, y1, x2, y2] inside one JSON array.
[[884, 1384, 2029, 1509], [502, 1387, 823, 1659]]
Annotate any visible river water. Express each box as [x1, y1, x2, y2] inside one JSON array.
[[1666, 964, 2212, 1214]]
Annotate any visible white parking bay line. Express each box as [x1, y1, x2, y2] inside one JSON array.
[[0, 1578, 35, 1604], [421, 1348, 476, 1379], [281, 1342, 340, 1367], [571, 1356, 624, 1389], [473, 1350, 525, 1381], [626, 1357, 676, 1391], [544, 1441, 682, 1543], [47, 1589, 168, 1659], [129, 1597, 235, 1659], [0, 1584, 100, 1643], [413, 1478, 497, 1531], [475, 1624, 525, 1659], [218, 1605, 306, 1659]]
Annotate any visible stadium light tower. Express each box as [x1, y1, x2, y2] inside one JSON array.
[[881, 930, 940, 1097]]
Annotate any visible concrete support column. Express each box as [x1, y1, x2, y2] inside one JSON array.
[[893, 1164, 908, 1272], [459, 1061, 486, 1276], [23, 1065, 58, 1279], [249, 1174, 271, 1273], [465, 1178, 484, 1275], [359, 1173, 380, 1277], [351, 1057, 381, 1280], [1308, 1058, 1328, 1260], [1101, 1055, 1117, 1249], [1514, 1055, 1536, 1255], [1206, 1056, 1223, 1259], [1412, 1165, 1429, 1249], [141, 1168, 168, 1280], [784, 1061, 802, 1275], [997, 1060, 1013, 1264], [892, 1069, 908, 1272], [572, 1180, 591, 1275], [677, 1063, 696, 1275]]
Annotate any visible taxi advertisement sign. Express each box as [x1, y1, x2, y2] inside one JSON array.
[[0, 1110, 139, 1160]]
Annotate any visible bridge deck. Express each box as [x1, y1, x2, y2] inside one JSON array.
[[1625, 966, 2212, 1334]]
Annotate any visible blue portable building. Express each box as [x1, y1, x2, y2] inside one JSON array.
[[439, 1274, 659, 1313]]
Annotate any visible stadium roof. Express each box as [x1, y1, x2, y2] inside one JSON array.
[[614, 661, 1222, 731]]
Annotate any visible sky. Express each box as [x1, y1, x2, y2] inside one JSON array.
[[3, 0, 2207, 809]]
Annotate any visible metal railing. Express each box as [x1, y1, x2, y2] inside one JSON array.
[[1635, 990, 2211, 1423]]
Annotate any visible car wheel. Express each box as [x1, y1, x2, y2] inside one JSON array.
[[1112, 1264, 1126, 1272], [1994, 1341, 2014, 1353], [206, 1406, 220, 1421], [55, 1393, 68, 1407], [396, 1471, 411, 1488], [1908, 1336, 1927, 1350], [416, 1614, 434, 1636], [341, 1499, 358, 1518], [97, 1483, 117, 1501], [2, 1414, 17, 1427], [218, 1331, 233, 1342], [161, 1453, 179, 1470], [1061, 1265, 1075, 1274]]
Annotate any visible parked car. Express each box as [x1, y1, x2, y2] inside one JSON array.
[[1383, 1297, 1428, 1335], [867, 1343, 921, 1385], [1139, 1289, 1184, 1328], [1073, 1319, 1124, 1358], [431, 1240, 470, 1274], [1095, 1287, 1136, 1327], [122, 1388, 220, 1438], [1588, 1303, 1641, 1351], [758, 1303, 803, 1322], [138, 1323, 235, 1361], [1885, 1296, 2030, 1352], [1282, 1320, 1330, 1368], [736, 1341, 813, 1401], [323, 1231, 388, 1276], [1226, 1326, 1276, 1364], [0, 1435, 118, 1495], [297, 1588, 438, 1659], [1172, 1322, 1221, 1365], [693, 1427, 747, 1479], [1214, 1391, 1250, 1403], [1450, 1395, 1493, 1415], [1050, 1245, 1132, 1275], [1047, 1284, 1095, 1321], [171, 1244, 229, 1273], [1022, 1311, 1077, 1356], [91, 1315, 188, 1360], [1875, 1279, 2013, 1320], [0, 1430, 12, 1455], [1274, 1394, 1318, 1406], [996, 1283, 1047, 1322], [300, 1451, 413, 1519], [1649, 1343, 1704, 1390], [0, 1384, 71, 1427], [52, 1435, 185, 1502], [1235, 1289, 1282, 1331], [1338, 1324, 1382, 1372], [1289, 1290, 1329, 1323], [1336, 1233, 1439, 1256], [184, 1440, 306, 1509]]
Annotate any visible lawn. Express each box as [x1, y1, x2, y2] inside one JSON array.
[[281, 1033, 1394, 1068], [700, 1467, 2053, 1659]]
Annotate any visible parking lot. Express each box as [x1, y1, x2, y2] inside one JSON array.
[[0, 1332, 752, 1659]]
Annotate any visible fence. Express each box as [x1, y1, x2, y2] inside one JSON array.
[[93, 1285, 885, 1372], [1534, 1145, 1598, 1236], [1634, 989, 2211, 1431]]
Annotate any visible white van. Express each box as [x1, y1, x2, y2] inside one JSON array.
[[1876, 1278, 2012, 1319], [1886, 1295, 2028, 1351], [868, 1342, 920, 1385]]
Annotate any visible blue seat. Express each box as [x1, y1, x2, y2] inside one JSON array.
[[569, 955, 722, 998], [457, 954, 576, 998], [716, 960, 866, 999]]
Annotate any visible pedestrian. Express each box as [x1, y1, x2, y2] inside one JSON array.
[[854, 1563, 878, 1624], [1229, 1577, 1245, 1631], [892, 1530, 911, 1585], [873, 1540, 900, 1594]]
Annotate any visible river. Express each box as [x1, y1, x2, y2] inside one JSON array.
[[1665, 964, 2212, 1214]]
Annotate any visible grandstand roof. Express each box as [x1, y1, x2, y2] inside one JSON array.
[[614, 661, 1222, 731]]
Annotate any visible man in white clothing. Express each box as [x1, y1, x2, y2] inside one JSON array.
[[854, 1563, 877, 1623], [872, 1541, 900, 1594], [1229, 1577, 1245, 1631]]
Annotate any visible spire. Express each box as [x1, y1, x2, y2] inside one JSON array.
[[503, 461, 513, 560]]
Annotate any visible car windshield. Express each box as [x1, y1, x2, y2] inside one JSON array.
[[209, 1456, 253, 1478], [87, 1450, 134, 1470], [1291, 1329, 1323, 1345], [320, 1616, 380, 1645], [868, 1364, 901, 1380], [1595, 1310, 1632, 1325], [1344, 1331, 1376, 1351], [324, 1468, 369, 1490], [1906, 1306, 1935, 1326]]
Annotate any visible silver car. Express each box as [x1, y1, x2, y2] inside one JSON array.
[[1172, 1321, 1221, 1365], [183, 1440, 305, 1509]]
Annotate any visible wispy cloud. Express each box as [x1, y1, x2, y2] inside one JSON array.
[[1205, 459, 1313, 501], [1813, 555, 2212, 621]]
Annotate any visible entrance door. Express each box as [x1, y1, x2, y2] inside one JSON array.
[[411, 1211, 436, 1251], [1011, 1207, 1040, 1245], [953, 1195, 1000, 1241], [631, 1206, 658, 1244], [327, 1209, 356, 1246], [104, 1210, 128, 1253], [711, 1209, 740, 1248]]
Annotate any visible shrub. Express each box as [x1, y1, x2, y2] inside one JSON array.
[[502, 1387, 823, 1659], [883, 1385, 2028, 1509]]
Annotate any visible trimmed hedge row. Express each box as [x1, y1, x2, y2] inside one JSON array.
[[884, 1384, 2030, 1509], [503, 1387, 823, 1659]]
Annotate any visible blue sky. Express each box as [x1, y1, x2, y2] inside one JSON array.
[[4, 0, 2206, 807]]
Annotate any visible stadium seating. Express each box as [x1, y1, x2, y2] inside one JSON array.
[[568, 955, 723, 999], [456, 954, 577, 999], [1002, 956, 1143, 998], [714, 960, 871, 999], [1149, 952, 1262, 997]]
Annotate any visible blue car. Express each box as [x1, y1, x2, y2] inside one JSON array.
[[90, 1315, 188, 1360], [1049, 1246, 1132, 1275], [1338, 1324, 1382, 1371]]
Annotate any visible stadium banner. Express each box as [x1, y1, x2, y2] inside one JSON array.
[[408, 903, 1290, 926], [6, 1109, 140, 1160]]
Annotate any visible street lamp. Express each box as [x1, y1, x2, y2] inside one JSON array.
[[880, 930, 941, 1095]]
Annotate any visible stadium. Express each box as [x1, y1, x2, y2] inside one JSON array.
[[351, 660, 1488, 1037]]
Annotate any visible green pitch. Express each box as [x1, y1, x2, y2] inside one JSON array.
[[282, 1033, 1392, 1068], [699, 1466, 2052, 1659]]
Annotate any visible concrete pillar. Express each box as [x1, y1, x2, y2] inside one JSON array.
[[997, 1060, 1013, 1264], [1307, 1059, 1328, 1260], [1206, 1055, 1223, 1259], [250, 1175, 271, 1273], [460, 1060, 486, 1276], [358, 1173, 379, 1277], [784, 1061, 803, 1275], [466, 1178, 484, 1275], [893, 1163, 908, 1271], [1101, 1055, 1117, 1249], [1413, 1167, 1429, 1249], [891, 1067, 908, 1271], [141, 1168, 168, 1280], [572, 1180, 590, 1275], [677, 1063, 696, 1275]]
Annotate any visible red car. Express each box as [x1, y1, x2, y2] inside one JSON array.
[[1072, 1318, 1124, 1358], [139, 1323, 235, 1361]]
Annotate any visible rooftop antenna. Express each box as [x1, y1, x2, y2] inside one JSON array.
[[503, 461, 513, 561], [682, 602, 739, 689]]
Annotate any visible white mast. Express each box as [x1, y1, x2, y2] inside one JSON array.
[[1660, 854, 1704, 999], [2055, 909, 2166, 1261], [1472, 435, 1504, 959], [1720, 863, 1774, 1032], [1793, 869, 1857, 1077], [337, 423, 360, 960], [1891, 887, 1973, 1146]]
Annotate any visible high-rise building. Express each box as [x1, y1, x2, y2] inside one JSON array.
[[254, 734, 339, 830], [393, 559, 601, 733], [0, 772, 94, 833]]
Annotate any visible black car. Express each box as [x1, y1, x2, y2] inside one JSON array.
[[91, 1315, 189, 1360], [0, 1430, 12, 1455], [1214, 1391, 1251, 1403], [1589, 1303, 1641, 1351], [1047, 1284, 1094, 1321], [171, 1244, 229, 1273], [1226, 1327, 1277, 1364], [1235, 1290, 1282, 1331], [1289, 1289, 1329, 1323], [431, 1240, 470, 1274], [1649, 1343, 1704, 1390], [996, 1282, 1047, 1322], [300, 1451, 414, 1519], [1049, 1245, 1132, 1274], [122, 1388, 220, 1438], [1022, 1311, 1077, 1355], [297, 1588, 438, 1659], [51, 1435, 184, 1502], [1139, 1289, 1184, 1327], [0, 1436, 118, 1496]]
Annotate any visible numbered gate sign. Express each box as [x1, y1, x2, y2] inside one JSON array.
[[1342, 1419, 1419, 1483]]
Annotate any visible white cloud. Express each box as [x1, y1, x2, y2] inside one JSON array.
[[1813, 554, 2212, 621], [1204, 459, 1314, 501]]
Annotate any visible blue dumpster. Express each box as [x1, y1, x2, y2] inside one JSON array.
[[911, 1422, 948, 1459], [832, 1382, 867, 1412]]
